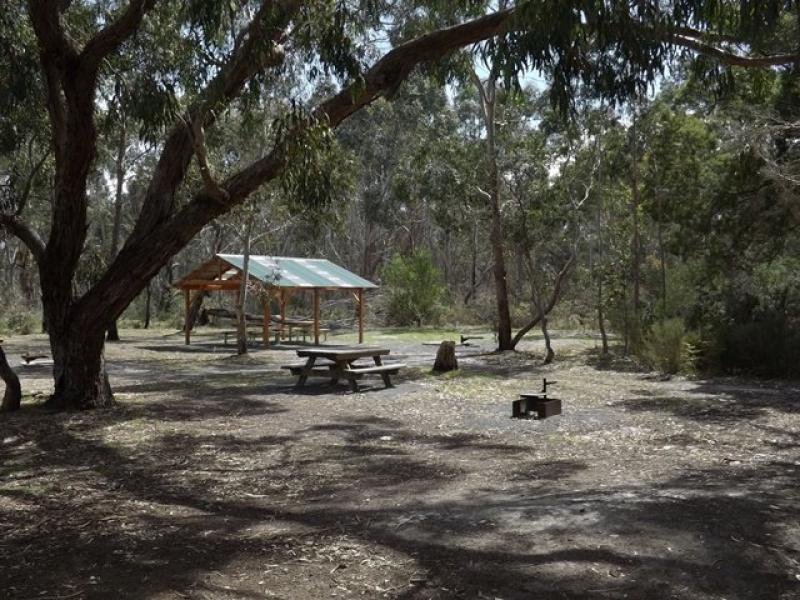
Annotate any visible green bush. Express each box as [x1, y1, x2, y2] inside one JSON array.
[[641, 318, 697, 375], [717, 315, 800, 378], [382, 250, 444, 327], [1, 309, 39, 335]]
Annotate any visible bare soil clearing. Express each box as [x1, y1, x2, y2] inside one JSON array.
[[1, 329, 799, 599]]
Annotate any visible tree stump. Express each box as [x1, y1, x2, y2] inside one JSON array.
[[433, 340, 458, 372], [0, 341, 22, 412]]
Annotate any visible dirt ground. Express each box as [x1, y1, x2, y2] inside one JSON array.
[[1, 328, 799, 600]]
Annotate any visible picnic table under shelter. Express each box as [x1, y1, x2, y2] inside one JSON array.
[[176, 254, 378, 346]]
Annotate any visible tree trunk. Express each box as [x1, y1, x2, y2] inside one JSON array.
[[185, 291, 209, 331], [530, 277, 555, 364], [541, 314, 554, 364], [629, 111, 642, 350], [106, 320, 120, 342], [656, 188, 667, 318], [473, 70, 513, 351], [15, 249, 35, 307], [0, 342, 22, 412], [106, 108, 127, 342], [236, 218, 253, 355], [433, 341, 458, 372], [143, 282, 152, 329], [465, 220, 478, 305], [48, 327, 114, 409], [598, 280, 609, 355], [510, 254, 574, 348]]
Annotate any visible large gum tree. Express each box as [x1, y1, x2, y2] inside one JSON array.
[[0, 0, 798, 409]]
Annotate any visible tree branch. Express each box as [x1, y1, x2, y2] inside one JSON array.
[[80, 0, 156, 73], [0, 215, 45, 263], [15, 149, 51, 217], [671, 33, 800, 67], [219, 8, 516, 207], [27, 0, 77, 62], [126, 0, 294, 246], [189, 120, 229, 203], [27, 0, 77, 165]]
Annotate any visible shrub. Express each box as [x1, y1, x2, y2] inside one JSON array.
[[1, 309, 39, 335], [382, 250, 444, 327], [641, 318, 697, 375], [717, 315, 800, 378], [117, 319, 144, 330]]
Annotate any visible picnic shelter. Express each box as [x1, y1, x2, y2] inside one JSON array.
[[176, 254, 378, 346]]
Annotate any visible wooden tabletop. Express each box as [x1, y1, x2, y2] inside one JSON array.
[[272, 317, 315, 327], [296, 347, 390, 360]]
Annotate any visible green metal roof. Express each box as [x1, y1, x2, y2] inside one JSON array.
[[217, 254, 378, 289]]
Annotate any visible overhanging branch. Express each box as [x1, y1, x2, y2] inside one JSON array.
[[671, 34, 800, 67], [78, 3, 800, 323], [0, 215, 45, 263]]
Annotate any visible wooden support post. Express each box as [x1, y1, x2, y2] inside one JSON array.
[[183, 289, 191, 345], [280, 289, 286, 341], [313, 288, 320, 346], [263, 297, 271, 348], [357, 288, 364, 344]]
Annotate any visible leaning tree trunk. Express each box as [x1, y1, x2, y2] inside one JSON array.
[[540, 313, 554, 364], [531, 280, 555, 364], [0, 341, 22, 412], [185, 290, 210, 331]]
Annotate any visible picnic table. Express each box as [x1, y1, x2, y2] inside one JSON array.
[[282, 346, 405, 392], [271, 317, 329, 343]]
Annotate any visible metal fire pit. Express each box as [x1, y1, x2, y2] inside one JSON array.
[[513, 378, 562, 420]]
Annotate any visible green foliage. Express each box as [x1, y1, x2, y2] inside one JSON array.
[[276, 104, 353, 214], [700, 256, 800, 377], [641, 318, 696, 375], [716, 318, 800, 378], [382, 250, 444, 327], [0, 308, 38, 335]]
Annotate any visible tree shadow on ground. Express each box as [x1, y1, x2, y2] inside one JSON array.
[[581, 347, 648, 373], [2, 402, 798, 600], [302, 417, 533, 453], [618, 381, 800, 424]]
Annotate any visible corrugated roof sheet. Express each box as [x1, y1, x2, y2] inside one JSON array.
[[217, 254, 378, 289]]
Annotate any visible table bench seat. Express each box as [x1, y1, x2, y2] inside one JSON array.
[[345, 363, 406, 390], [281, 360, 336, 376], [345, 363, 406, 375]]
